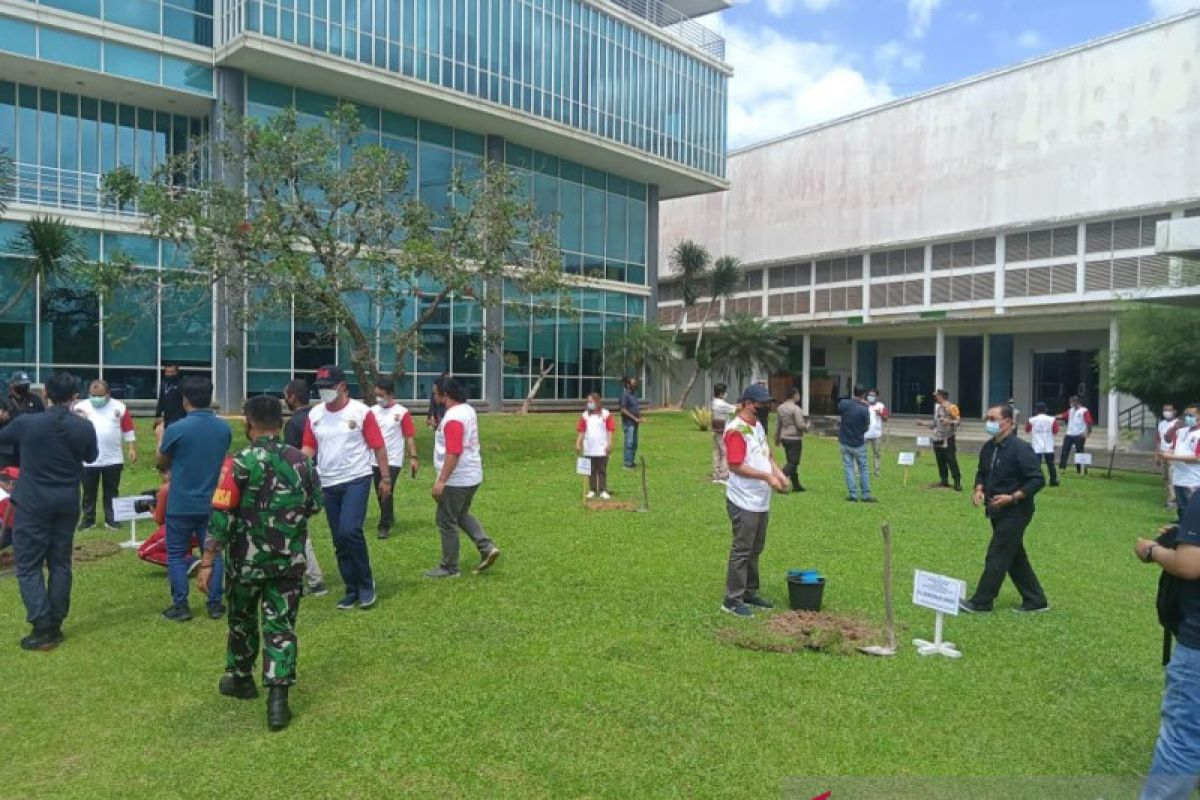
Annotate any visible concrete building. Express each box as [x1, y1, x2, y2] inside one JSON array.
[[657, 11, 1200, 448], [0, 0, 730, 408]]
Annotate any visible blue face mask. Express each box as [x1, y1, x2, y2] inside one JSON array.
[[89, 396, 107, 408], [1187, 414, 1197, 427], [985, 420, 1002, 436]]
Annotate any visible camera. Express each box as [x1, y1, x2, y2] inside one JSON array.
[[134, 492, 158, 515]]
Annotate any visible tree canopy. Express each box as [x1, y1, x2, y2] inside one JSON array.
[[1109, 302, 1200, 410]]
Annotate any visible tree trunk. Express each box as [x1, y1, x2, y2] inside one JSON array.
[[673, 301, 717, 408], [341, 315, 379, 400], [0, 270, 36, 319], [519, 358, 555, 414]]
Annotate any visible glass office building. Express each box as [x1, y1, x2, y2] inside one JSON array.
[[0, 0, 728, 407]]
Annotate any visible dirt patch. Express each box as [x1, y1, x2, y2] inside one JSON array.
[[74, 539, 122, 563], [585, 499, 638, 512], [719, 610, 884, 656]]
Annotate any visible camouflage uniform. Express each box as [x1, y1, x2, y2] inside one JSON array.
[[209, 436, 321, 686]]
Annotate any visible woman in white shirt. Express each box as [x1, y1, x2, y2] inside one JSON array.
[[575, 393, 615, 499], [711, 384, 738, 484]]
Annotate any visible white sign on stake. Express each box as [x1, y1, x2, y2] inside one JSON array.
[[112, 495, 154, 550], [1074, 453, 1093, 466], [576, 457, 592, 476], [912, 569, 965, 659], [916, 436, 932, 448], [897, 452, 916, 466]]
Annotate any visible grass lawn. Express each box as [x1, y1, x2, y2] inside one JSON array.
[[0, 411, 1172, 798]]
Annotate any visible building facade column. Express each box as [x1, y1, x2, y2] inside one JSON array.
[[212, 67, 245, 412], [981, 333, 991, 410], [850, 337, 858, 389], [934, 325, 946, 391], [483, 134, 506, 411], [1108, 315, 1120, 450], [801, 333, 811, 413]]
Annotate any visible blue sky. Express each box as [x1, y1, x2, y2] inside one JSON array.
[[711, 0, 1200, 149]]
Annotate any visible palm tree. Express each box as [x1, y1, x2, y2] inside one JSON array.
[[0, 146, 13, 218], [604, 319, 681, 381], [709, 312, 789, 392], [675, 254, 743, 406], [668, 239, 710, 338], [0, 215, 83, 317]]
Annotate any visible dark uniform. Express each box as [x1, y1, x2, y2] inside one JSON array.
[[0, 386, 46, 468], [209, 436, 321, 686], [968, 432, 1048, 611], [283, 404, 311, 450], [0, 405, 98, 639], [155, 375, 186, 428]]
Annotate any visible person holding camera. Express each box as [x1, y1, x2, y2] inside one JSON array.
[[959, 403, 1048, 614]]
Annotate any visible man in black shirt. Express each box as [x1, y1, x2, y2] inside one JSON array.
[[960, 403, 1049, 614], [0, 371, 44, 468], [153, 362, 186, 439], [282, 378, 328, 597], [0, 372, 98, 651]]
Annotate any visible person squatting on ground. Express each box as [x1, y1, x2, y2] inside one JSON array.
[[1165, 406, 1200, 523], [426, 377, 501, 579], [371, 377, 419, 539], [0, 372, 97, 651], [1160, 404, 1180, 511], [774, 387, 808, 492], [282, 379, 328, 597], [576, 392, 614, 499], [75, 380, 137, 531], [710, 384, 737, 483], [302, 365, 389, 610], [1058, 395, 1094, 475], [721, 384, 788, 618], [156, 375, 229, 622], [200, 395, 322, 732], [959, 404, 1049, 615], [864, 389, 888, 478], [926, 389, 963, 491], [1026, 402, 1061, 487], [837, 386, 875, 503], [1135, 499, 1200, 800]]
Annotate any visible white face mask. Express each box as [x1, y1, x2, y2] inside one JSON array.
[[586, 401, 597, 411], [867, 395, 877, 404], [376, 396, 392, 408], [1164, 411, 1176, 421], [318, 388, 339, 404]]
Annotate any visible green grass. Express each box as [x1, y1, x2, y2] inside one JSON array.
[[0, 412, 1171, 798]]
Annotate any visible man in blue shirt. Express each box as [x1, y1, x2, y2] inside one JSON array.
[[838, 385, 875, 502], [157, 375, 230, 621], [619, 376, 645, 469], [0, 372, 97, 651]]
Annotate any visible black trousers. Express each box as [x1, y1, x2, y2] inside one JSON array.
[[81, 464, 123, 526], [372, 465, 401, 531], [13, 505, 79, 632], [1038, 452, 1058, 485], [780, 439, 803, 490], [934, 437, 961, 486], [970, 509, 1047, 609], [1060, 435, 1087, 473]]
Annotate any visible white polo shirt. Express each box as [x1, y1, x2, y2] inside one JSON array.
[[1173, 427, 1200, 489], [1065, 406, 1094, 437], [74, 398, 135, 468], [576, 409, 615, 457], [1026, 414, 1059, 455], [724, 417, 772, 513], [303, 398, 385, 488], [866, 401, 888, 440], [434, 402, 483, 487], [1159, 419, 1177, 454], [370, 401, 415, 468]]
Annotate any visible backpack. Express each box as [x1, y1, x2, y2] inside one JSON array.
[[1156, 525, 1184, 666]]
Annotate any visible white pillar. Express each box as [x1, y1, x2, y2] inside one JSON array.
[[850, 337, 858, 389], [1108, 316, 1120, 450], [934, 326, 946, 391], [801, 333, 812, 413], [981, 333, 991, 410]]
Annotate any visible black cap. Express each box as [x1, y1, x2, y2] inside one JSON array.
[[739, 384, 771, 404], [10, 371, 30, 387], [313, 365, 347, 388]]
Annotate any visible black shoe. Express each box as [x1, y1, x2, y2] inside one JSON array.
[[377, 527, 390, 540], [861, 496, 878, 503], [208, 604, 226, 620], [794, 485, 806, 492], [19, 629, 63, 652], [268, 686, 292, 731], [958, 599, 991, 614], [161, 605, 192, 622], [1014, 602, 1050, 614], [219, 674, 259, 700], [953, 482, 963, 492], [743, 593, 774, 609], [1050, 481, 1060, 487], [846, 496, 858, 502]]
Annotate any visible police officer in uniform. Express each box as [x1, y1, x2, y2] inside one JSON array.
[[0, 372, 45, 468]]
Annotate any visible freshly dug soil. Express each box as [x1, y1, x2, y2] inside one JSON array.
[[719, 610, 884, 656], [74, 539, 122, 563], [585, 499, 638, 511]]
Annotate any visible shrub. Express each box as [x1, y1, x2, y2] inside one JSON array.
[[690, 406, 712, 432]]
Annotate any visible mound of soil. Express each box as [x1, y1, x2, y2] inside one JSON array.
[[719, 610, 884, 656], [585, 499, 638, 511], [74, 539, 121, 563]]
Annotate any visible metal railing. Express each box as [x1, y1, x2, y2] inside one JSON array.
[[607, 0, 725, 59], [1119, 401, 1151, 435], [3, 163, 145, 218]]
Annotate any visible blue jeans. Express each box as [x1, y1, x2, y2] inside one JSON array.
[[165, 512, 222, 610], [623, 422, 639, 468], [840, 444, 872, 499], [323, 475, 374, 598], [1176, 487, 1195, 523], [1142, 643, 1200, 800]]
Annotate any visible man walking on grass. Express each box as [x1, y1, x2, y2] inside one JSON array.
[[721, 384, 788, 617], [282, 379, 328, 597], [865, 389, 888, 477], [426, 377, 500, 579], [960, 404, 1049, 615], [838, 386, 874, 502], [925, 389, 963, 491], [1058, 395, 1094, 476]]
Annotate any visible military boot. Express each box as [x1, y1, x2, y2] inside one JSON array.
[[267, 686, 292, 731], [219, 674, 259, 700]]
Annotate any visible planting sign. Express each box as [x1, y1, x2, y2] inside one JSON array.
[[897, 452, 916, 466], [913, 569, 966, 616]]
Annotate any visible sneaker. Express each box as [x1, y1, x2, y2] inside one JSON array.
[[794, 485, 806, 492], [377, 527, 390, 540], [103, 522, 119, 531], [600, 491, 611, 500], [218, 674, 259, 700], [19, 629, 63, 651], [720, 601, 753, 618], [1014, 603, 1050, 614], [862, 497, 878, 503], [424, 566, 461, 579], [846, 496, 859, 503], [306, 582, 329, 597], [161, 605, 193, 622], [928, 482, 950, 490], [186, 559, 202, 578], [208, 604, 225, 620], [358, 586, 377, 609], [743, 593, 774, 609], [474, 548, 501, 575], [586, 491, 596, 499], [336, 594, 358, 610], [713, 479, 728, 485], [958, 599, 991, 614]]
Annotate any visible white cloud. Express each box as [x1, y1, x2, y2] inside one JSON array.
[[763, 0, 841, 18], [716, 19, 895, 148], [1015, 29, 1044, 49], [1149, 0, 1200, 16], [907, 0, 945, 38], [875, 40, 925, 74]]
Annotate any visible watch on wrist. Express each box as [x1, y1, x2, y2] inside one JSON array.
[[1146, 544, 1158, 563]]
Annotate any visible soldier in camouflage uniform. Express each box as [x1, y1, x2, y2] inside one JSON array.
[[196, 395, 322, 731]]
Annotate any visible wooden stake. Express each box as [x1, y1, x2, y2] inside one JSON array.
[[881, 523, 896, 652]]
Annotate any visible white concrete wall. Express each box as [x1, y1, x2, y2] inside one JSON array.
[[659, 13, 1200, 274]]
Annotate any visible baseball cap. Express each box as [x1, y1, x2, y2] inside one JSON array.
[[10, 371, 31, 387], [739, 384, 771, 404], [313, 365, 347, 388]]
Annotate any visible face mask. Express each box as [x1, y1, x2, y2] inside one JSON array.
[[1187, 415, 1197, 427], [1164, 411, 1176, 421], [985, 420, 1002, 436], [376, 396, 391, 408], [89, 396, 107, 408], [586, 401, 597, 411], [867, 395, 877, 404], [318, 388, 339, 404]]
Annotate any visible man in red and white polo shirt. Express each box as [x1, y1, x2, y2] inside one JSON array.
[[721, 384, 787, 617], [1057, 395, 1094, 476], [74, 379, 137, 530], [1166, 404, 1200, 521], [301, 365, 390, 610], [370, 376, 418, 539], [426, 376, 500, 578]]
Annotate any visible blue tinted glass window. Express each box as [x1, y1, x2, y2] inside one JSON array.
[[0, 18, 36, 57], [40, 28, 101, 71], [106, 0, 162, 34], [105, 233, 159, 265], [105, 42, 161, 84], [162, 57, 213, 95]]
